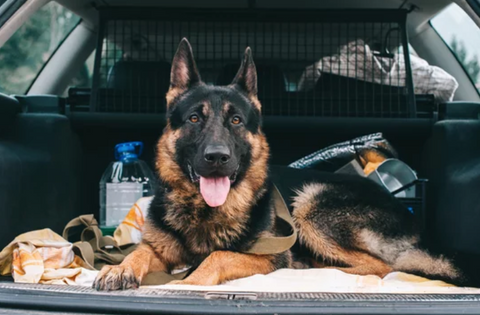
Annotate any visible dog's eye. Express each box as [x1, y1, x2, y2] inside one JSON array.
[[189, 114, 199, 123], [231, 116, 242, 125]]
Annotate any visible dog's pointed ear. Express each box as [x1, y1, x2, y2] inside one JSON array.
[[230, 47, 259, 109], [166, 38, 202, 107]]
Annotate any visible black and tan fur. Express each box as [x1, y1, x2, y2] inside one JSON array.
[[93, 39, 462, 291]]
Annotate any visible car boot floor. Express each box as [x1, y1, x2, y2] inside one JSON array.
[[3, 281, 480, 315]]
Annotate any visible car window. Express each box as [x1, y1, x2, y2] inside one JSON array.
[[431, 3, 480, 93], [0, 1, 80, 95]]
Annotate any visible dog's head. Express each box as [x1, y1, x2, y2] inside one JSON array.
[[156, 38, 269, 208]]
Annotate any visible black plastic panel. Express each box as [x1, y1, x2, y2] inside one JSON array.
[[0, 114, 82, 247], [438, 101, 480, 120]]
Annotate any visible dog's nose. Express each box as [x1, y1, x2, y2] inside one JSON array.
[[204, 145, 231, 165]]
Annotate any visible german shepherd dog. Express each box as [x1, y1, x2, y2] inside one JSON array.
[[94, 39, 462, 290]]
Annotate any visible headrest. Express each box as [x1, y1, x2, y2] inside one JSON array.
[[106, 60, 171, 95]]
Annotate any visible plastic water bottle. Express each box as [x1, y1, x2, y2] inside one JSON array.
[[99, 141, 156, 231]]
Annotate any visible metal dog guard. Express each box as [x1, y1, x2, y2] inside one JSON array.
[[88, 8, 419, 118]]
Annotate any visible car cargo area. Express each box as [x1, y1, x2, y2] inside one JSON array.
[[2, 0, 480, 314]]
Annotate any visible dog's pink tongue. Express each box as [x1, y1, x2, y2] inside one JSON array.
[[199, 176, 231, 207]]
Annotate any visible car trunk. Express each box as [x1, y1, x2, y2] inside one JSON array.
[[2, 3, 480, 314]]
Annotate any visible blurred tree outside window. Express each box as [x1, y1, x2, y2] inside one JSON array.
[[431, 3, 480, 93], [0, 1, 80, 95]]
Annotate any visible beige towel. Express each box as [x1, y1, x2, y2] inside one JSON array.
[[0, 228, 90, 284], [0, 197, 152, 284]]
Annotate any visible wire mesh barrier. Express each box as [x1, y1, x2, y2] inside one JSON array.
[[88, 9, 422, 117]]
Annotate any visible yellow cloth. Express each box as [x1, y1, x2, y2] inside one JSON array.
[[0, 197, 152, 284], [0, 229, 89, 284]]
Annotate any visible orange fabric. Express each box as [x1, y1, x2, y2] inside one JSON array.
[[0, 197, 153, 284]]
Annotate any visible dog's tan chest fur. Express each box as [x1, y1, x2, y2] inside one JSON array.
[[163, 188, 252, 255]]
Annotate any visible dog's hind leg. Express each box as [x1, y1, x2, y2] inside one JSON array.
[[293, 207, 392, 277], [292, 181, 464, 283], [323, 250, 393, 278], [291, 183, 391, 277]]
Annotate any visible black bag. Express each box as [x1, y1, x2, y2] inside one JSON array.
[[288, 133, 398, 172]]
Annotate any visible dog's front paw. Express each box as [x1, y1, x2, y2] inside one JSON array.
[[93, 265, 140, 291]]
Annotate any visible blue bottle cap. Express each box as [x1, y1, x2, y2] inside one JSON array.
[[114, 141, 144, 161]]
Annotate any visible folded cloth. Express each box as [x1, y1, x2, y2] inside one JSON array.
[[298, 39, 459, 103], [0, 197, 153, 284], [0, 228, 90, 284]]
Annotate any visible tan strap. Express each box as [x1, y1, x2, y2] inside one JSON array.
[[62, 214, 98, 240], [62, 184, 297, 285], [63, 215, 137, 269], [71, 241, 96, 270], [246, 185, 297, 255]]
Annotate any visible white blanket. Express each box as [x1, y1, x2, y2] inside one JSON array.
[[71, 268, 480, 294]]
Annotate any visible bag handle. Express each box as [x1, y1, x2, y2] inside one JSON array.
[[63, 215, 128, 268]]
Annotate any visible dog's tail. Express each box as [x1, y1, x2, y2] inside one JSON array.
[[392, 248, 465, 285]]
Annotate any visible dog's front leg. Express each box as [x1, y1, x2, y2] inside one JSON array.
[[169, 251, 276, 286], [93, 242, 167, 291]]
